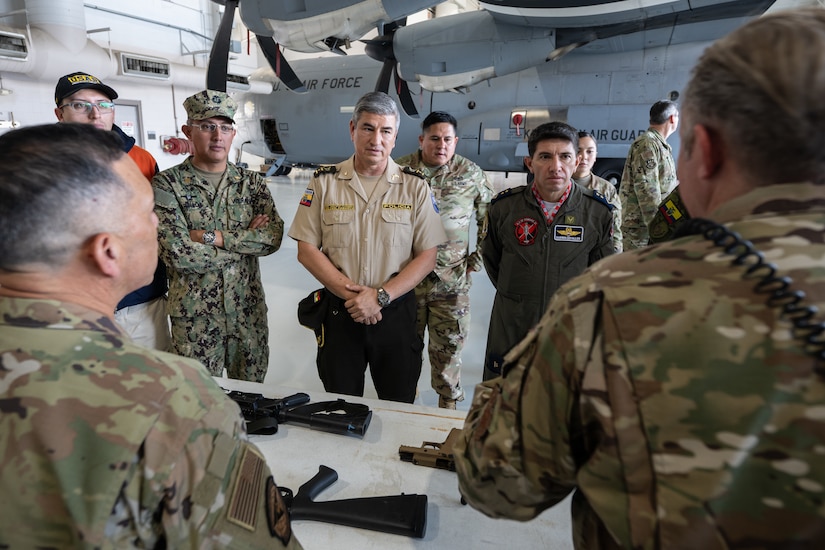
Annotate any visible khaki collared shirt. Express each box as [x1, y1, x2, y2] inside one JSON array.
[[289, 156, 446, 287]]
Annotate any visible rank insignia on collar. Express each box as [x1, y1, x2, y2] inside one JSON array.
[[313, 165, 337, 177], [402, 166, 426, 179]]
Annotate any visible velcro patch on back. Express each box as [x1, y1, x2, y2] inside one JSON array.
[[227, 445, 265, 531]]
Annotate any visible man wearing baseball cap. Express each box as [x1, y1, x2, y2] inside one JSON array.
[[152, 90, 283, 383], [54, 71, 171, 351]]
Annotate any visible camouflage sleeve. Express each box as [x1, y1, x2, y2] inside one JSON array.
[[604, 185, 623, 253], [480, 203, 503, 288], [627, 140, 666, 227], [468, 168, 494, 273], [116, 356, 302, 549], [221, 171, 284, 257], [454, 279, 596, 518], [152, 173, 249, 275]]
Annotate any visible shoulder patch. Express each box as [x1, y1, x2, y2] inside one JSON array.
[[313, 165, 337, 178], [585, 189, 614, 211], [153, 187, 178, 209], [401, 166, 426, 179], [491, 186, 523, 205]]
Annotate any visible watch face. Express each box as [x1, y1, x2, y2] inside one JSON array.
[[203, 231, 216, 244], [378, 289, 390, 307]]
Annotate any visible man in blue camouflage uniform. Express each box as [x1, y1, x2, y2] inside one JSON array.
[[153, 90, 283, 382], [619, 99, 679, 250], [481, 121, 614, 381], [397, 111, 493, 408], [456, 8, 825, 548], [0, 123, 301, 549]]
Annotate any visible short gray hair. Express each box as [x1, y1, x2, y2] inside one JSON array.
[[649, 100, 678, 125], [351, 91, 400, 131], [682, 7, 825, 185]]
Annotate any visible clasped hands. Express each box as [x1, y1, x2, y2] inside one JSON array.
[[344, 284, 383, 325]]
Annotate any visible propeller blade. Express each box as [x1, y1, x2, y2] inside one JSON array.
[[393, 65, 419, 118], [206, 0, 238, 92], [375, 58, 393, 94], [255, 34, 307, 93]]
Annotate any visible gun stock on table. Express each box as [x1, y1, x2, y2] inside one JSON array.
[[222, 388, 372, 437], [281, 465, 428, 538]]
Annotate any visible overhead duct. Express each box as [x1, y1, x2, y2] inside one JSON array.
[[26, 0, 87, 53], [0, 0, 272, 94]]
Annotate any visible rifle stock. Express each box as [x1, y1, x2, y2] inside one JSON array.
[[284, 465, 427, 538], [282, 399, 372, 437], [222, 388, 371, 437]]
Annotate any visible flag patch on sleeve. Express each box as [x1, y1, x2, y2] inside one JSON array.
[[300, 188, 314, 207]]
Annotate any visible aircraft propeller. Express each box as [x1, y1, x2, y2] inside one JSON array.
[[206, 0, 306, 93], [206, 0, 237, 92], [363, 20, 419, 118], [255, 34, 307, 93]]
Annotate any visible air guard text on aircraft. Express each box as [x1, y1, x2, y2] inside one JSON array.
[[274, 76, 363, 92], [586, 129, 648, 142]]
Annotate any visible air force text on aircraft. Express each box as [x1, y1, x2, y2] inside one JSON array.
[[587, 129, 648, 142], [273, 77, 364, 92]]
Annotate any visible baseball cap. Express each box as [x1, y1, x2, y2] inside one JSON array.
[[55, 72, 118, 105], [183, 90, 237, 122]]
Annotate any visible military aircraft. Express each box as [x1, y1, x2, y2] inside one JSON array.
[[206, 0, 778, 181]]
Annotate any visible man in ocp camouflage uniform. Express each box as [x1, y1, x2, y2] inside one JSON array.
[[455, 8, 825, 548], [153, 90, 283, 382], [619, 99, 679, 250], [397, 111, 493, 409], [0, 123, 301, 549]]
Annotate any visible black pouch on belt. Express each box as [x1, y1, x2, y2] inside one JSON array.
[[297, 288, 328, 334]]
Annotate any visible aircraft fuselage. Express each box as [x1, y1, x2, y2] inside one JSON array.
[[235, 38, 703, 179]]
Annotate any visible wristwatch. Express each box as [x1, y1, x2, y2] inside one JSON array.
[[203, 230, 216, 245], [377, 287, 391, 308]]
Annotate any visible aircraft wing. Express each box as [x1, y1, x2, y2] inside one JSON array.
[[227, 0, 777, 93], [390, 0, 776, 91], [236, 0, 444, 53]]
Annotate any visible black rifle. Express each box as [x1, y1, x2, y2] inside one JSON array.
[[281, 465, 428, 538], [222, 388, 372, 437]]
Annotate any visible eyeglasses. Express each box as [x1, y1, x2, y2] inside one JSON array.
[[58, 101, 115, 114], [189, 122, 235, 134]]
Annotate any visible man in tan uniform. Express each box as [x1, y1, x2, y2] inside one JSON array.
[[289, 91, 446, 403]]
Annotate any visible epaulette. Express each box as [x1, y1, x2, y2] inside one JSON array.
[[401, 166, 426, 179], [313, 165, 338, 178], [585, 189, 614, 211], [491, 186, 523, 204]]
